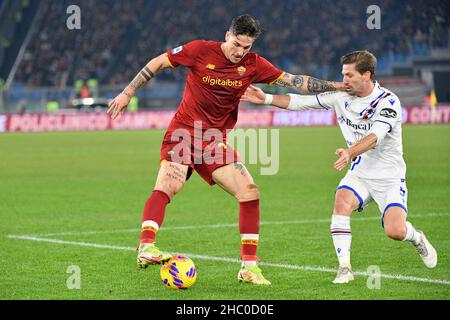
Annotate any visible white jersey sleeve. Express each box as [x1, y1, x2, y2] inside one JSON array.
[[315, 91, 347, 110], [287, 91, 342, 111], [369, 94, 402, 145]]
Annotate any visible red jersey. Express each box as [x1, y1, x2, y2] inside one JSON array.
[[166, 40, 284, 131]]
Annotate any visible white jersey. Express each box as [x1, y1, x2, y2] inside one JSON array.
[[291, 82, 406, 179]]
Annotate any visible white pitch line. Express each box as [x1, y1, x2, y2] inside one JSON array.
[[6, 235, 135, 251], [25, 212, 450, 238], [6, 234, 450, 286]]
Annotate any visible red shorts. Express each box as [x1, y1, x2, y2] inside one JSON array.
[[160, 120, 240, 185]]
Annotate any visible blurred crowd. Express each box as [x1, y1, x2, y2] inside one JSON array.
[[14, 0, 450, 87], [15, 0, 145, 86]]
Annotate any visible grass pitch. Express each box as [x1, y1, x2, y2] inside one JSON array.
[[0, 125, 449, 299]]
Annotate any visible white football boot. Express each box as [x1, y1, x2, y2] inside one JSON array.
[[332, 264, 354, 284], [414, 230, 437, 268]]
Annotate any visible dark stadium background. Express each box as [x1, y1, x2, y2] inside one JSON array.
[[0, 0, 449, 119], [0, 0, 449, 302]]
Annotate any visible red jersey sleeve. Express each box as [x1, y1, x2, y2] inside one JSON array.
[[253, 54, 284, 84], [166, 40, 205, 68]]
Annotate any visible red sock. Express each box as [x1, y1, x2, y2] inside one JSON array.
[[239, 199, 260, 261], [140, 190, 170, 244]]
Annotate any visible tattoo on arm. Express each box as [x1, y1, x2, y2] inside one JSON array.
[[307, 77, 336, 93], [293, 75, 304, 88], [128, 74, 147, 90], [122, 91, 133, 98], [140, 67, 155, 81], [275, 74, 305, 89], [129, 67, 156, 90], [275, 73, 337, 93]]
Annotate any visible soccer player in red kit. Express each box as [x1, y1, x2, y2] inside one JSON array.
[[108, 15, 343, 285]]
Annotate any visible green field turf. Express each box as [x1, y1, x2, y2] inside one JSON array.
[[0, 125, 449, 300]]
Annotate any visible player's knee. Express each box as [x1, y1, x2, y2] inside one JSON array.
[[384, 223, 406, 241], [236, 184, 260, 202], [333, 198, 356, 215], [155, 177, 184, 199], [154, 163, 187, 199], [154, 185, 177, 199]]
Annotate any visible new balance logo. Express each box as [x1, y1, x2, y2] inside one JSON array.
[[380, 108, 397, 119]]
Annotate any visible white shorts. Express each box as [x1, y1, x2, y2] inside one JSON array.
[[337, 173, 408, 228]]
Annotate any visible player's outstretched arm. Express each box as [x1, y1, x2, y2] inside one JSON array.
[[241, 85, 290, 109], [241, 85, 324, 110], [274, 73, 345, 93], [107, 53, 172, 120]]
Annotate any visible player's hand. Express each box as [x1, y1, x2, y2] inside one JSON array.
[[334, 148, 351, 171], [107, 92, 131, 120], [336, 82, 349, 92], [241, 85, 266, 105]]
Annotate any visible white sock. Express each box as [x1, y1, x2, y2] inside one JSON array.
[[331, 214, 352, 266], [403, 221, 421, 245], [241, 260, 257, 267]]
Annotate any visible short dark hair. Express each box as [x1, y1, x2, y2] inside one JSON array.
[[229, 14, 261, 39], [341, 50, 377, 79]]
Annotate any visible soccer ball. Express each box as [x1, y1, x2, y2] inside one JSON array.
[[160, 255, 197, 289]]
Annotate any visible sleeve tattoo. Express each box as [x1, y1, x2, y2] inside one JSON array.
[[275, 73, 337, 93], [129, 66, 156, 90], [307, 77, 337, 93]]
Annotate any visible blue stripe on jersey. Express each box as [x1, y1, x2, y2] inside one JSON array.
[[315, 95, 329, 110], [350, 156, 361, 171], [369, 90, 386, 106], [374, 120, 393, 133], [360, 92, 391, 119]]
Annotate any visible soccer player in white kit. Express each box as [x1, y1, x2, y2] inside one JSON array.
[[241, 50, 438, 284]]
